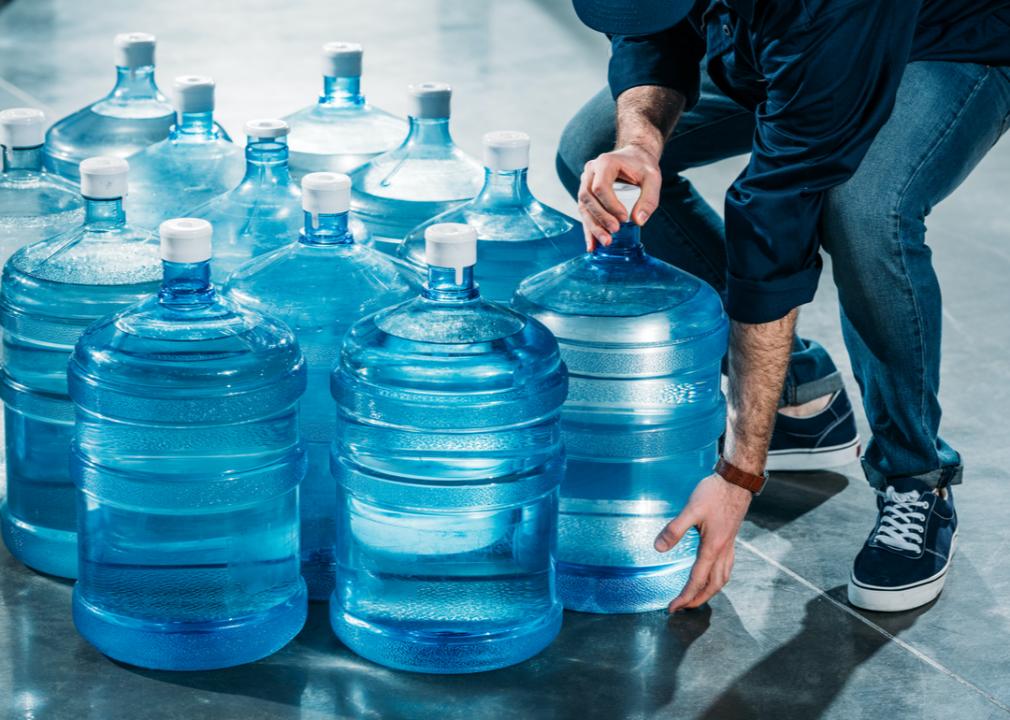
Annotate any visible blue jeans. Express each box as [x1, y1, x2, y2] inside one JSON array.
[[557, 61, 1010, 489]]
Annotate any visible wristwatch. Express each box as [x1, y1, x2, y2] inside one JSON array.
[[715, 456, 768, 495]]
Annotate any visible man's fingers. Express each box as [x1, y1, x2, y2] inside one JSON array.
[[578, 187, 620, 244], [668, 554, 715, 613], [589, 160, 627, 224], [632, 164, 661, 226], [654, 510, 696, 553], [680, 546, 736, 610]]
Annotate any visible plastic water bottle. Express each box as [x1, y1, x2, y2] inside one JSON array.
[[0, 109, 83, 265], [1, 157, 161, 579], [284, 42, 407, 181], [126, 76, 244, 230], [348, 83, 483, 254], [188, 119, 371, 282], [399, 131, 582, 302], [227, 173, 415, 601], [69, 218, 307, 671], [44, 33, 174, 181], [331, 223, 567, 673], [513, 184, 728, 614]]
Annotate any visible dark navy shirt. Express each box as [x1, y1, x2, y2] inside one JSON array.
[[607, 0, 1010, 323]]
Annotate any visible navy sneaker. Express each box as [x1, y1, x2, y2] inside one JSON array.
[[848, 478, 958, 612], [766, 389, 860, 472]]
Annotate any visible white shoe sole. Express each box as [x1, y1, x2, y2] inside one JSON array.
[[765, 436, 860, 472], [847, 532, 958, 613]]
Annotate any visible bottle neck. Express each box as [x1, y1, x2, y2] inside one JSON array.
[[424, 265, 478, 302], [320, 76, 364, 107], [170, 111, 217, 141], [301, 211, 353, 245], [158, 260, 215, 305], [594, 221, 644, 259], [242, 139, 291, 185], [111, 65, 160, 100], [83, 197, 127, 228], [405, 117, 453, 148], [474, 168, 531, 208], [2, 145, 43, 173]]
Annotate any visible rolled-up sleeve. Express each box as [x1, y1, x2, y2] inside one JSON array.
[[608, 19, 706, 108], [724, 0, 922, 323]]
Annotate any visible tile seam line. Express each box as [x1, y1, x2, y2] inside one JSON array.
[[736, 537, 1010, 715]]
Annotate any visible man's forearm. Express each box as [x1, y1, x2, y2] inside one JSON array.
[[615, 86, 685, 159], [724, 310, 798, 475]]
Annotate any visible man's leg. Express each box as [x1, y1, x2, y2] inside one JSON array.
[[821, 61, 1010, 611], [557, 74, 856, 470]]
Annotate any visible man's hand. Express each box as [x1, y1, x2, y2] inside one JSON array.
[[576, 85, 685, 251], [578, 145, 662, 250], [654, 474, 753, 612]]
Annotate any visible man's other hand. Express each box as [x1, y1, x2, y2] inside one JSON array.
[[577, 144, 662, 251]]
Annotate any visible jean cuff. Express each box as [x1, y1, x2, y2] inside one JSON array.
[[862, 458, 964, 491], [780, 370, 845, 408]]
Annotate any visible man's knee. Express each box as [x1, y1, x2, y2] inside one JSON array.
[[556, 87, 617, 198]]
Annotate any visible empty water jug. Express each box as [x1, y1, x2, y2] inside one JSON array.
[[349, 83, 483, 253], [0, 109, 83, 265], [284, 42, 407, 181], [331, 223, 566, 673], [69, 218, 307, 670], [127, 76, 243, 230], [513, 184, 728, 614], [44, 33, 174, 181], [227, 172, 415, 601], [1, 157, 161, 579], [400, 130, 582, 302], [189, 119, 370, 281]]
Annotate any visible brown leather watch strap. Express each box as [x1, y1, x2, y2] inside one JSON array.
[[715, 456, 768, 495]]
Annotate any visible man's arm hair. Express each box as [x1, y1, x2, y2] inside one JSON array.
[[724, 310, 798, 475], [615, 86, 685, 159]]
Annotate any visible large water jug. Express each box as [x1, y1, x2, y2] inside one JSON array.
[[1, 157, 161, 579], [0, 109, 83, 265], [348, 83, 483, 254], [126, 76, 243, 230], [227, 172, 415, 601], [400, 131, 582, 302], [69, 218, 307, 670], [513, 184, 728, 614], [284, 42, 407, 181], [188, 119, 370, 282], [331, 223, 567, 673], [44, 33, 174, 181]]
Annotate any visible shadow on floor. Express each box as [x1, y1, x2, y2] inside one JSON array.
[[749, 471, 850, 532]]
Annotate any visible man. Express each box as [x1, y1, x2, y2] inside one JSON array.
[[562, 0, 1010, 613]]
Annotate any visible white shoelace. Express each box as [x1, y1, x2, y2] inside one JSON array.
[[873, 486, 930, 552]]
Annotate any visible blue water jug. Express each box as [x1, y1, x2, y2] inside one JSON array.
[[188, 119, 371, 282], [226, 172, 415, 601], [399, 130, 582, 302], [331, 223, 566, 673], [284, 42, 407, 181], [69, 218, 307, 670], [0, 109, 83, 265], [44, 33, 174, 181], [348, 83, 483, 254], [513, 184, 728, 614], [1, 157, 161, 579], [126, 76, 243, 230]]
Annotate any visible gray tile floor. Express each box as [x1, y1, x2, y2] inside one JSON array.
[[1, 1, 1008, 718]]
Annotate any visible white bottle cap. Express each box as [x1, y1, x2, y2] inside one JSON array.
[[614, 182, 641, 220], [114, 32, 156, 69], [301, 172, 351, 215], [483, 130, 530, 171], [244, 118, 289, 140], [425, 223, 476, 284], [79, 156, 129, 199], [322, 42, 363, 78], [0, 108, 45, 149], [174, 76, 215, 114], [408, 82, 452, 119], [160, 218, 212, 263]]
